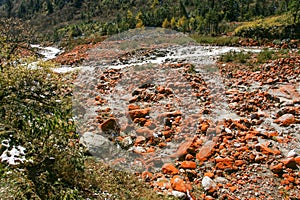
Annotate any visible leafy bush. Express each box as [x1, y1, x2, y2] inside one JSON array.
[[0, 63, 87, 199]]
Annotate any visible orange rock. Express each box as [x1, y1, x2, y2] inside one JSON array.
[[256, 144, 281, 155], [141, 171, 153, 181], [196, 141, 216, 161], [144, 121, 156, 129], [185, 154, 194, 161], [171, 175, 192, 192], [215, 157, 234, 170], [232, 121, 248, 131], [295, 156, 300, 165], [128, 104, 140, 111], [280, 157, 297, 169], [270, 163, 283, 174], [158, 142, 167, 148], [229, 186, 238, 192], [274, 114, 296, 126], [133, 117, 148, 125], [200, 121, 210, 132], [181, 161, 197, 169], [135, 136, 146, 145], [235, 160, 245, 166], [162, 163, 179, 175], [129, 108, 150, 119], [204, 172, 214, 178], [170, 139, 193, 158]]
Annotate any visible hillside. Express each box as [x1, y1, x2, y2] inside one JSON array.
[[0, 0, 299, 42]]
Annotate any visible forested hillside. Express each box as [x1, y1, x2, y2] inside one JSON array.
[[0, 0, 299, 41]]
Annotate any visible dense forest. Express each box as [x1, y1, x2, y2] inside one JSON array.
[[0, 0, 299, 41]]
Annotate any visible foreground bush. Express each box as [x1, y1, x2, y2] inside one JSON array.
[[0, 63, 87, 199]]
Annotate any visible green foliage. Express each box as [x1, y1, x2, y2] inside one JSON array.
[[2, 0, 299, 41], [0, 62, 87, 199], [191, 34, 240, 46], [234, 13, 300, 39], [220, 51, 252, 63]]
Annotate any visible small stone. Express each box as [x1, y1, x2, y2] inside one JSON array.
[[129, 108, 150, 119], [170, 191, 187, 199], [100, 118, 120, 134], [120, 136, 133, 148], [136, 127, 153, 138], [141, 171, 153, 181], [287, 149, 297, 158], [235, 160, 245, 166], [214, 177, 228, 184], [181, 161, 197, 169], [204, 172, 214, 178], [135, 136, 146, 145], [280, 157, 297, 169], [274, 114, 296, 126], [229, 186, 238, 192], [196, 141, 216, 161], [202, 176, 217, 191], [171, 175, 192, 192], [185, 154, 194, 161], [162, 163, 179, 175], [270, 163, 283, 174], [128, 104, 140, 111]]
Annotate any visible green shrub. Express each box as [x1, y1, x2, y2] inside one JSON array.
[[0, 63, 87, 199], [219, 50, 252, 63]]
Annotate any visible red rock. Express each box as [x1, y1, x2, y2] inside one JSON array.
[[280, 157, 297, 169], [170, 139, 193, 158], [215, 157, 234, 170], [200, 121, 210, 132], [229, 186, 238, 192], [270, 163, 283, 174], [128, 104, 140, 111], [157, 111, 182, 121], [232, 121, 248, 131], [256, 144, 281, 155], [171, 175, 192, 192], [158, 142, 167, 148], [144, 121, 156, 129], [295, 156, 300, 165], [274, 114, 296, 126], [185, 154, 194, 161], [135, 136, 146, 145], [204, 172, 214, 178], [141, 171, 153, 181], [196, 141, 216, 161], [235, 160, 245, 166], [100, 118, 120, 133], [162, 163, 179, 175], [181, 161, 197, 169], [136, 127, 153, 138], [129, 108, 150, 119]]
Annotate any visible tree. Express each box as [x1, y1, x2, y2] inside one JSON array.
[[5, 0, 13, 17], [46, 0, 53, 14], [151, 0, 159, 9], [289, 0, 300, 24], [170, 17, 177, 29], [162, 18, 170, 28], [177, 16, 188, 32], [135, 11, 144, 28], [0, 18, 35, 61]]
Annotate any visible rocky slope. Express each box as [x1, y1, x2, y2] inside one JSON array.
[[54, 29, 300, 199]]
